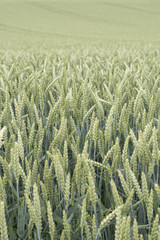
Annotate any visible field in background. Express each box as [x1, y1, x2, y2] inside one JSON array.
[[0, 0, 160, 49]]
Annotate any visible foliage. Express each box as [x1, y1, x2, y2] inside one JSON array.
[[0, 48, 160, 239]]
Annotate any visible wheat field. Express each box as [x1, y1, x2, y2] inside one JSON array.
[[1, 0, 160, 240], [0, 47, 160, 239], [0, 0, 160, 49]]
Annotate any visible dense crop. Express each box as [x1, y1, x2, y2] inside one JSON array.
[[0, 48, 160, 239]]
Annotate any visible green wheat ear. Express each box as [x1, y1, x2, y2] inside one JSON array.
[[99, 206, 123, 232], [115, 208, 122, 240], [63, 210, 71, 240], [133, 218, 139, 240], [64, 173, 70, 209], [47, 201, 56, 240], [124, 215, 131, 240], [151, 214, 159, 240], [110, 179, 122, 207], [80, 197, 87, 235], [147, 189, 153, 226], [0, 201, 9, 240]]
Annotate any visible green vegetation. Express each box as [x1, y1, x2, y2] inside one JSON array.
[[1, 0, 160, 239], [0, 48, 160, 239], [0, 0, 160, 49]]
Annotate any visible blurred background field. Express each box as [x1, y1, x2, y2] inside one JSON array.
[[0, 0, 160, 50]]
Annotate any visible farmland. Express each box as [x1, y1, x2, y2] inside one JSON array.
[[0, 0, 160, 240], [0, 0, 160, 49]]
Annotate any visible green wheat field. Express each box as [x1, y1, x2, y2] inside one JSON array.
[[0, 0, 160, 239]]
